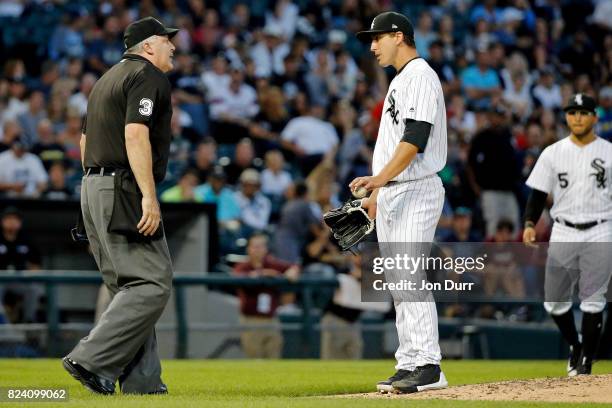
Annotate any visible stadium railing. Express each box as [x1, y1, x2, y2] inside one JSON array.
[[0, 271, 339, 358]]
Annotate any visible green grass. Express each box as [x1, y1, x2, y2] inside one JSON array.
[[0, 359, 611, 407]]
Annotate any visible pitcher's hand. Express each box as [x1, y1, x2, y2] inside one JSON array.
[[361, 196, 377, 219], [349, 175, 386, 191]]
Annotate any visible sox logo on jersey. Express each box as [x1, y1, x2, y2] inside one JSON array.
[[385, 90, 400, 125], [590, 159, 606, 188]]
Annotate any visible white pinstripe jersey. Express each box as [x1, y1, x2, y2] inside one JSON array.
[[526, 136, 612, 223], [372, 58, 447, 181]]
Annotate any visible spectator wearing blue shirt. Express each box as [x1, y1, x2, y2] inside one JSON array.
[[514, 0, 536, 31], [470, 0, 503, 26], [85, 16, 125, 75], [234, 169, 272, 235], [461, 46, 501, 110], [16, 90, 46, 148], [194, 166, 241, 223], [440, 207, 482, 243], [195, 166, 243, 254], [48, 13, 86, 61], [168, 52, 207, 136], [414, 11, 437, 60], [596, 86, 612, 142]]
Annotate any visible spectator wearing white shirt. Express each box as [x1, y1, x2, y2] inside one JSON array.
[[501, 52, 534, 120], [448, 94, 477, 143], [329, 50, 358, 100], [0, 121, 22, 153], [281, 104, 338, 176], [17, 90, 47, 147], [532, 67, 562, 111], [304, 50, 335, 108], [68, 73, 98, 117], [591, 0, 612, 30], [265, 0, 299, 41], [502, 72, 533, 120], [201, 53, 231, 104], [235, 169, 272, 234], [249, 24, 290, 78], [0, 138, 48, 198], [304, 32, 359, 81], [261, 150, 292, 197], [2, 78, 28, 125], [209, 68, 259, 144]]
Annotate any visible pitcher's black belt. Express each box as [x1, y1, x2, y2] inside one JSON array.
[[554, 218, 607, 231], [85, 167, 118, 176]]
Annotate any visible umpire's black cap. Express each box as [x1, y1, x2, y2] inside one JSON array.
[[124, 17, 179, 49], [356, 12, 414, 42], [563, 93, 597, 113]]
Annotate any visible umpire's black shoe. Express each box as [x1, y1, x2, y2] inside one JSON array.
[[119, 383, 168, 395], [576, 355, 592, 375], [391, 364, 448, 394], [148, 383, 168, 395], [376, 369, 412, 393], [567, 344, 581, 377], [62, 357, 115, 395]]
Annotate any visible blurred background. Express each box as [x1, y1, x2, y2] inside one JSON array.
[[0, 0, 611, 361]]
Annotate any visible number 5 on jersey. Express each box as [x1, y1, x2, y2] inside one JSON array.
[[558, 172, 569, 188]]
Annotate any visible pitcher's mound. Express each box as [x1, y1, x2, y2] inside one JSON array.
[[339, 374, 612, 404]]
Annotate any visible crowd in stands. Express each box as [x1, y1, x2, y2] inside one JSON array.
[[1, 0, 612, 326]]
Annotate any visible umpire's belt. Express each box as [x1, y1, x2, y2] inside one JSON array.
[[85, 167, 117, 176], [554, 217, 608, 231]]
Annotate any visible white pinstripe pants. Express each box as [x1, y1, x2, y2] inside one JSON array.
[[544, 221, 612, 315], [377, 176, 444, 370]]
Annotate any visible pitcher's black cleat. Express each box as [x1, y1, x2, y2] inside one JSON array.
[[391, 364, 448, 394], [376, 369, 412, 393]]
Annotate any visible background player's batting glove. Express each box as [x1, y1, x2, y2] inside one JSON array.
[[323, 199, 375, 251]]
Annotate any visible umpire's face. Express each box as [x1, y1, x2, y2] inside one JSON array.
[[145, 35, 176, 73]]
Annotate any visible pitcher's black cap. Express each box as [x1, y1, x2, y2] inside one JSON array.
[[124, 17, 179, 49], [356, 12, 414, 42]]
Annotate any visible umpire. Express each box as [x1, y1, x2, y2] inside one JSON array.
[[62, 17, 178, 395]]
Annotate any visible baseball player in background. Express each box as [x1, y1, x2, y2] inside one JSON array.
[[523, 93, 612, 376], [351, 11, 448, 393]]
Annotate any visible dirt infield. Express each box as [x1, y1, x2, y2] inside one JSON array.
[[337, 374, 612, 404]]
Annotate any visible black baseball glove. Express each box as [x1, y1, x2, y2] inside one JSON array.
[[323, 199, 375, 251]]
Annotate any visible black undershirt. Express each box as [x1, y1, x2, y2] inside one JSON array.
[[402, 119, 432, 153], [524, 188, 548, 224]]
